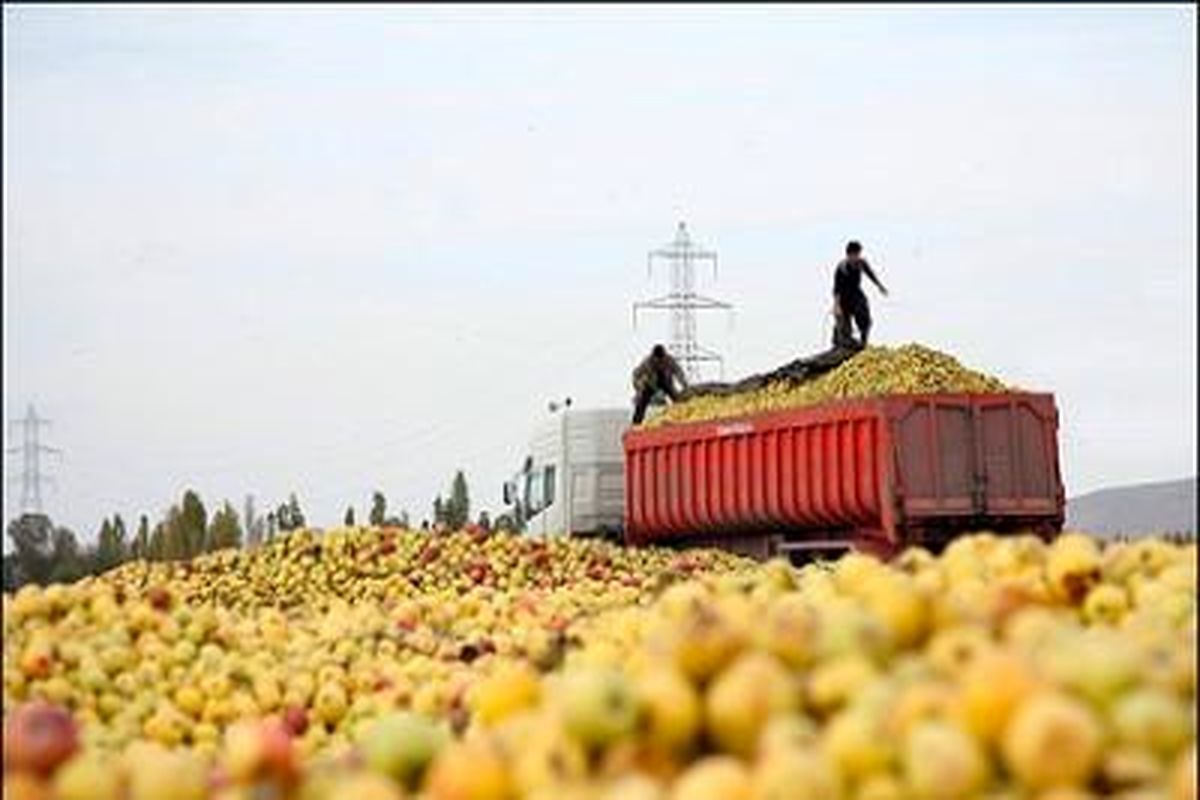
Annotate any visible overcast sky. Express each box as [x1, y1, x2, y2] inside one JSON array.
[[4, 4, 1196, 542]]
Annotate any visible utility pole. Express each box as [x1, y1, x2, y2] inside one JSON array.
[[6, 404, 60, 516], [633, 221, 734, 382]]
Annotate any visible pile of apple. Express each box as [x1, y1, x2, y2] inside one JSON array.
[[644, 343, 1011, 428], [2, 528, 747, 775], [4, 530, 1197, 800], [99, 526, 735, 609]]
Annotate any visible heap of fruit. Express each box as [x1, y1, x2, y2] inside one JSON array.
[[3, 528, 748, 764], [4, 529, 1197, 800], [643, 343, 1012, 428], [98, 527, 736, 610]]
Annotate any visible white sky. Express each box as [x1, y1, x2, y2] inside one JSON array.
[[4, 4, 1196, 541]]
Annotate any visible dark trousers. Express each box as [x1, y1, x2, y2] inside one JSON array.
[[632, 381, 679, 424], [837, 292, 872, 346]]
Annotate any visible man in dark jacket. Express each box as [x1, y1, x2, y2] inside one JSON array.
[[833, 240, 888, 346], [631, 344, 688, 424]]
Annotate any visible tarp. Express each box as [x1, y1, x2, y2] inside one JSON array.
[[679, 341, 863, 401]]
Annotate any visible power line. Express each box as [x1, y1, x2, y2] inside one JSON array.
[[6, 404, 61, 516], [632, 221, 734, 382]]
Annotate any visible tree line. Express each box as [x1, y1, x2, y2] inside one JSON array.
[[3, 489, 305, 591], [3, 469, 503, 591]]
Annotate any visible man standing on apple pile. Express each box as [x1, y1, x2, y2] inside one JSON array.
[[832, 239, 888, 348]]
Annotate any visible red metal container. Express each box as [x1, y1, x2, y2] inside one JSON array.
[[623, 392, 1065, 558]]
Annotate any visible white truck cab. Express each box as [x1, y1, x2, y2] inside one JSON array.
[[503, 406, 630, 538]]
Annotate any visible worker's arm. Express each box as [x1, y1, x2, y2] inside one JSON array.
[[862, 260, 888, 296]]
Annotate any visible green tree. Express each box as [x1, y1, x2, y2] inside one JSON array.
[[6, 513, 54, 586], [162, 506, 187, 561], [148, 521, 166, 561], [4, 514, 90, 587], [95, 517, 120, 573], [278, 494, 304, 532], [432, 496, 445, 526], [208, 501, 243, 550], [370, 492, 387, 526], [446, 470, 470, 530], [180, 490, 208, 557], [132, 515, 150, 561], [292, 494, 306, 529], [112, 514, 128, 563], [94, 515, 129, 573], [477, 510, 492, 531], [344, 506, 356, 526], [48, 527, 87, 584]]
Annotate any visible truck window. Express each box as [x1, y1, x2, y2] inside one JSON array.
[[543, 465, 556, 509], [523, 470, 536, 512], [525, 468, 547, 514]]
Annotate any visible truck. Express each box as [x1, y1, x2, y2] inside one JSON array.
[[503, 406, 628, 538], [503, 392, 1066, 560]]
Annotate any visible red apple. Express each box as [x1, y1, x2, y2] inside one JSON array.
[[259, 718, 298, 784], [146, 586, 172, 611], [282, 705, 309, 737], [3, 702, 79, 777], [418, 544, 441, 565]]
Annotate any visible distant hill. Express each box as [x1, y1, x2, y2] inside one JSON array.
[[1066, 477, 1197, 538]]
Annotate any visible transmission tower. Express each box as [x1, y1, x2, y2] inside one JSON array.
[[632, 221, 734, 382], [6, 404, 61, 516]]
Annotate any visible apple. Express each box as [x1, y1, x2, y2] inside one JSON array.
[[559, 667, 640, 749], [470, 662, 542, 726], [52, 752, 124, 800], [146, 586, 172, 611], [284, 705, 310, 737], [751, 746, 840, 800], [327, 772, 406, 800], [423, 737, 512, 800], [903, 721, 989, 800], [3, 772, 52, 800], [704, 652, 799, 757], [669, 756, 752, 800], [357, 712, 449, 787], [1002, 691, 1102, 791], [3, 701, 80, 777], [634, 666, 701, 754]]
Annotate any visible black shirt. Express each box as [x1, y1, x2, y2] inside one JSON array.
[[833, 256, 874, 298]]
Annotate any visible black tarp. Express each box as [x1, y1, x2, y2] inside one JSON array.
[[678, 341, 864, 401]]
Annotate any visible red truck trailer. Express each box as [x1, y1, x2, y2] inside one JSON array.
[[623, 392, 1065, 560]]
